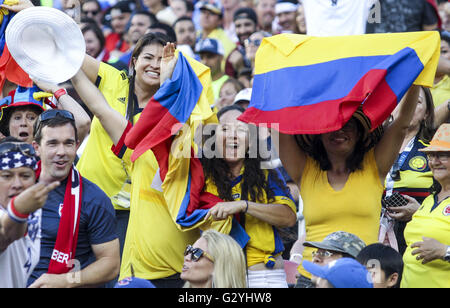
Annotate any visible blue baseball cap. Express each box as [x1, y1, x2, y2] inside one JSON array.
[[195, 38, 225, 56], [114, 277, 156, 288], [303, 258, 373, 288]]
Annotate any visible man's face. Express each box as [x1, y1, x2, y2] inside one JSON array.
[[33, 123, 78, 183], [171, 0, 188, 18], [234, 17, 256, 45], [255, 0, 276, 30], [174, 20, 196, 49], [200, 52, 223, 75], [0, 166, 35, 207], [200, 9, 221, 32], [111, 11, 132, 35], [128, 14, 153, 45], [277, 11, 297, 32]]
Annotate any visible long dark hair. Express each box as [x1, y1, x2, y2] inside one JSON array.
[[297, 118, 368, 172], [126, 32, 173, 124], [201, 105, 288, 203], [417, 86, 436, 143]]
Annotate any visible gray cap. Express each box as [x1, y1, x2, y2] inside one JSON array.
[[303, 231, 366, 258]]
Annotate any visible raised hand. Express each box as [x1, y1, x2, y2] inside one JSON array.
[[159, 42, 178, 86], [13, 181, 60, 215]]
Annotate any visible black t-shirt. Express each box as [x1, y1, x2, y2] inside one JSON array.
[[366, 0, 438, 33]]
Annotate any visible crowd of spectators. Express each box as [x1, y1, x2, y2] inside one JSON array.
[[0, 0, 449, 289]]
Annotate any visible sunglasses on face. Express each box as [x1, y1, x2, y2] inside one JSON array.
[[0, 142, 35, 157], [427, 152, 450, 163], [312, 250, 335, 259], [245, 39, 262, 47], [82, 9, 99, 16], [184, 245, 214, 262]]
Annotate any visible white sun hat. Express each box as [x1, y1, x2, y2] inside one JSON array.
[[5, 6, 86, 84]]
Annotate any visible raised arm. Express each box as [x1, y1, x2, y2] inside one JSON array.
[[434, 99, 450, 128], [33, 79, 92, 142], [81, 55, 101, 85], [71, 70, 128, 145], [374, 85, 421, 179], [0, 181, 59, 252], [276, 132, 308, 186]]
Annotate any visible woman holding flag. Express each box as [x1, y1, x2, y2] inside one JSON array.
[[202, 104, 297, 288], [237, 32, 441, 288], [71, 32, 234, 288]]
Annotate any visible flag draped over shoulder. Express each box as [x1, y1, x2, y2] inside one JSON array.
[[239, 32, 441, 135], [124, 52, 249, 247], [0, 0, 32, 89]]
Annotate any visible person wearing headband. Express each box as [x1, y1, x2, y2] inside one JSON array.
[[275, 0, 299, 34], [0, 137, 59, 287]]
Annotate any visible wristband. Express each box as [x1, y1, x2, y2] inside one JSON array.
[[54, 88, 67, 100], [244, 200, 249, 213], [7, 197, 29, 224]]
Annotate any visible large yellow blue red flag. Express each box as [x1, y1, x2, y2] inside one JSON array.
[[239, 32, 440, 134], [124, 51, 249, 247]]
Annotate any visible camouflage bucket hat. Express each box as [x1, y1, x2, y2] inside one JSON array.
[[303, 231, 366, 258]]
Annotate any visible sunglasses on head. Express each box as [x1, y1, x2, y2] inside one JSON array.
[[184, 245, 214, 262], [0, 142, 35, 157], [38, 109, 75, 122]]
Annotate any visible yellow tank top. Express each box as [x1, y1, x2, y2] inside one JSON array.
[[298, 149, 383, 278]]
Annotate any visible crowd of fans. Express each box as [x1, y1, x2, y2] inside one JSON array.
[[0, 0, 449, 289]]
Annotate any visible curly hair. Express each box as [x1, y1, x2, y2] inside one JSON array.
[[296, 118, 368, 172], [201, 105, 288, 203]]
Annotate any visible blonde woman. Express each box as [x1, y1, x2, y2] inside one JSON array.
[[181, 230, 247, 288]]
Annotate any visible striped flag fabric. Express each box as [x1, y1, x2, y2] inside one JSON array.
[[124, 51, 249, 246], [239, 32, 440, 135]]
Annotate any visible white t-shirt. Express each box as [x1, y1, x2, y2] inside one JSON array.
[[0, 207, 41, 288], [301, 0, 377, 36]]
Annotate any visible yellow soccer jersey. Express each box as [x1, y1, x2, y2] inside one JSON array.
[[119, 151, 200, 280], [204, 168, 297, 267], [76, 62, 139, 210], [401, 195, 450, 288]]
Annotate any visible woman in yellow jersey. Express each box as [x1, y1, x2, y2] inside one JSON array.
[[71, 35, 200, 287], [384, 87, 450, 255], [73, 33, 175, 286], [202, 105, 297, 288], [400, 124, 450, 288], [276, 86, 421, 288]]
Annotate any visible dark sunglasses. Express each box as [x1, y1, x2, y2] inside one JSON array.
[[0, 142, 35, 157], [82, 9, 99, 16], [245, 39, 262, 47], [38, 109, 75, 122], [184, 245, 214, 262]]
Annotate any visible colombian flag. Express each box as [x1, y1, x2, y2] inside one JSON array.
[[239, 32, 440, 134], [125, 52, 249, 247]]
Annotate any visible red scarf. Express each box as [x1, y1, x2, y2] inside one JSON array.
[[36, 162, 83, 274]]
